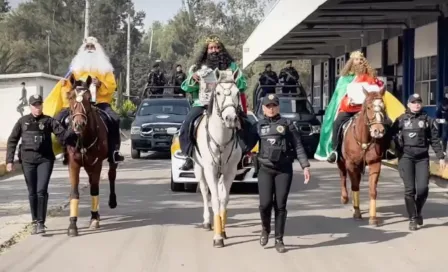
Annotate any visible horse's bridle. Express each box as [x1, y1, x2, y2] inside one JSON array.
[[69, 86, 99, 165], [353, 97, 386, 151]]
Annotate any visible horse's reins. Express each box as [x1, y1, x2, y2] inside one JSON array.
[[203, 82, 240, 174], [70, 87, 99, 166]]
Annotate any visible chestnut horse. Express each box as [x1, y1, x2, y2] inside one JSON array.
[[337, 88, 387, 226], [66, 75, 117, 236]]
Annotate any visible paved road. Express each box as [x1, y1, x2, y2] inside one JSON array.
[[0, 141, 448, 272]]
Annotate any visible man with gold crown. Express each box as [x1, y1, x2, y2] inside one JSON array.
[[43, 36, 124, 164], [178, 35, 254, 170], [314, 50, 405, 162]]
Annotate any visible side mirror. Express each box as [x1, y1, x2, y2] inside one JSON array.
[[166, 127, 178, 135], [316, 109, 325, 116]]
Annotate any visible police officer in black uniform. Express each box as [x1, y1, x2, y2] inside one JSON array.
[[255, 94, 311, 253], [146, 63, 166, 95], [390, 93, 445, 231], [171, 64, 187, 95], [258, 63, 278, 97], [5, 94, 76, 235]]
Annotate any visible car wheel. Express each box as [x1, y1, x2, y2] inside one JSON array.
[[184, 183, 198, 192], [170, 173, 184, 192], [131, 148, 140, 159]]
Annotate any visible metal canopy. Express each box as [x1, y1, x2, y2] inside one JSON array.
[[242, 0, 447, 68]]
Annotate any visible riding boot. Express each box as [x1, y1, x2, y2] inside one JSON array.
[[36, 195, 47, 234], [259, 209, 271, 246], [28, 195, 38, 235], [112, 125, 124, 163], [180, 157, 194, 170], [405, 196, 418, 231]]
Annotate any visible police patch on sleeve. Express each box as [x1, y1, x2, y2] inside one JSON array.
[[276, 125, 284, 133]]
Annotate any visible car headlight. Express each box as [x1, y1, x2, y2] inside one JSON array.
[[131, 126, 141, 134], [311, 125, 321, 134]]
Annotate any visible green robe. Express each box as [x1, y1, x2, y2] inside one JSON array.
[[180, 62, 247, 107], [314, 75, 356, 160]]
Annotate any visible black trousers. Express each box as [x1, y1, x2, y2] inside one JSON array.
[[179, 106, 206, 156], [332, 112, 356, 151], [257, 164, 293, 239], [22, 160, 54, 223], [398, 154, 430, 219]]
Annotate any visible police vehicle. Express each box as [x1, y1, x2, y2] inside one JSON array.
[[130, 94, 190, 158], [254, 85, 325, 157]]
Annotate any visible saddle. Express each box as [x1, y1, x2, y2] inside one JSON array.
[[336, 115, 358, 157]]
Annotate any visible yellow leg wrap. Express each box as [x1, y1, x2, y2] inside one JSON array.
[[220, 210, 227, 231], [369, 199, 377, 218], [214, 215, 222, 235], [91, 196, 99, 212], [70, 199, 79, 217], [352, 191, 360, 208]]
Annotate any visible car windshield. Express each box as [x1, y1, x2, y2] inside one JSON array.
[[138, 100, 189, 116], [279, 99, 313, 114], [257, 98, 314, 115]]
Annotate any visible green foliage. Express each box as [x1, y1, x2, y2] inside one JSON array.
[[113, 99, 137, 118]]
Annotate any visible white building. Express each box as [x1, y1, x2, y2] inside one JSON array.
[[0, 72, 62, 142]]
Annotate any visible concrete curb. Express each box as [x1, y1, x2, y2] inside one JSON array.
[[382, 159, 448, 189], [0, 169, 110, 253]]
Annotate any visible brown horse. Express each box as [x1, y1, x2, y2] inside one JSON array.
[[66, 75, 117, 236], [337, 88, 387, 226]]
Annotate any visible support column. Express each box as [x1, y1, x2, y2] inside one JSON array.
[[310, 64, 314, 102], [402, 28, 415, 103], [381, 39, 388, 76], [320, 62, 324, 109], [437, 16, 448, 102], [328, 58, 336, 97]]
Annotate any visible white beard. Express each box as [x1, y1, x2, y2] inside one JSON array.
[[70, 45, 114, 75]]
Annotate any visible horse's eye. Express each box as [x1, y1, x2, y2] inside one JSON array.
[[217, 92, 221, 96]]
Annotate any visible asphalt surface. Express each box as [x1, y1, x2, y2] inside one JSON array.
[[0, 140, 448, 272]]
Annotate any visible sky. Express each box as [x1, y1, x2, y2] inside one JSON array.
[[9, 0, 185, 28]]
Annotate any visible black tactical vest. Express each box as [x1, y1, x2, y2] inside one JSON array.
[[258, 118, 289, 163], [401, 114, 428, 148], [21, 118, 47, 151]]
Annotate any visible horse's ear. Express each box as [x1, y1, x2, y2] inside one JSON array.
[[362, 87, 368, 97], [214, 68, 221, 82], [233, 68, 242, 82], [69, 74, 76, 87], [379, 85, 386, 96], [86, 75, 93, 86]]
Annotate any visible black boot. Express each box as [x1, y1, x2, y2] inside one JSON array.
[[113, 150, 125, 163], [416, 195, 427, 226], [180, 157, 194, 170], [30, 221, 37, 235], [274, 210, 287, 253], [259, 209, 271, 247], [327, 151, 338, 163], [36, 195, 48, 234], [405, 196, 418, 231], [28, 195, 38, 234]]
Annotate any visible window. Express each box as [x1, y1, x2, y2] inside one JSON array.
[[414, 56, 437, 106], [323, 84, 329, 108], [313, 85, 321, 107], [138, 100, 190, 116]]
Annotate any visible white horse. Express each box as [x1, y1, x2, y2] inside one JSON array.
[[193, 67, 243, 248]]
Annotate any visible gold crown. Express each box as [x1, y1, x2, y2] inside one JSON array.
[[205, 36, 220, 44], [350, 50, 364, 59]]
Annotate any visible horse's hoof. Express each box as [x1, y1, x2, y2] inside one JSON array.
[[67, 227, 78, 237], [369, 217, 380, 227], [353, 210, 362, 220], [222, 231, 227, 239], [90, 219, 100, 229], [213, 239, 224, 248], [341, 196, 349, 205], [109, 193, 117, 209], [203, 223, 212, 230]]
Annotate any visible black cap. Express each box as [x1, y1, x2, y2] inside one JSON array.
[[262, 94, 279, 106], [286, 60, 292, 64], [408, 93, 422, 104], [29, 94, 43, 105], [265, 63, 271, 68], [153, 63, 160, 68]]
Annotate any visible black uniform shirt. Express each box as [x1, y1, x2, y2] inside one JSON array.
[[6, 114, 74, 163], [256, 114, 310, 169], [391, 110, 445, 159]]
